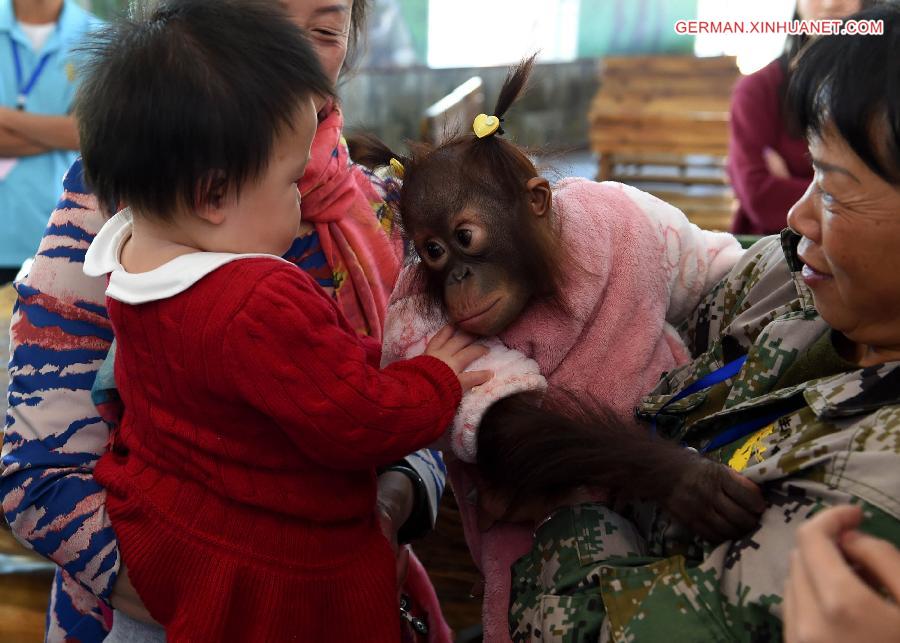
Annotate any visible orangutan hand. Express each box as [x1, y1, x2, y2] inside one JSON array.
[[661, 454, 766, 543]]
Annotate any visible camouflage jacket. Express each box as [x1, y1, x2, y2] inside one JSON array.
[[509, 232, 900, 642]]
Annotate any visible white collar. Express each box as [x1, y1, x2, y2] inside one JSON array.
[[83, 209, 289, 305]]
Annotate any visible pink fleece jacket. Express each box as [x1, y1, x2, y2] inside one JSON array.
[[383, 178, 743, 641]]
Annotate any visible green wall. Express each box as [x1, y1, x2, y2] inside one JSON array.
[[397, 0, 428, 63], [577, 0, 696, 57]]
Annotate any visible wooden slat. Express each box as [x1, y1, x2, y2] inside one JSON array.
[[609, 172, 727, 186], [607, 152, 726, 169], [591, 139, 729, 159], [0, 528, 55, 572], [597, 77, 736, 97], [650, 188, 735, 207], [590, 97, 730, 119], [648, 188, 736, 232], [599, 54, 738, 75], [590, 118, 730, 139]]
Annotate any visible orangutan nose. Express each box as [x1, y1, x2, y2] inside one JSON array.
[[451, 266, 472, 283]]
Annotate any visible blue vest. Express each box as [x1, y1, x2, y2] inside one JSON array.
[[0, 0, 101, 267]]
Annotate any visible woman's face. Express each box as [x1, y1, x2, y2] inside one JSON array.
[[796, 0, 863, 21], [787, 125, 900, 357], [279, 0, 352, 86]]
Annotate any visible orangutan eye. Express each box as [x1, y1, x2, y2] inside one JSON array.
[[425, 242, 445, 260], [455, 229, 473, 247]]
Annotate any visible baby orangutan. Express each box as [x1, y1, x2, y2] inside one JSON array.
[[352, 56, 764, 641]]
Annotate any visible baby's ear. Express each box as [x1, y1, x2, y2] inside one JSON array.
[[194, 170, 228, 224]]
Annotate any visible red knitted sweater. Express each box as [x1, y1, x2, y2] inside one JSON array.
[[94, 258, 461, 642]]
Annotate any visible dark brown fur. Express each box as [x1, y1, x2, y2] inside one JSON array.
[[477, 392, 686, 511]]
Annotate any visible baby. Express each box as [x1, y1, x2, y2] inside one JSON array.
[[77, 2, 488, 640]]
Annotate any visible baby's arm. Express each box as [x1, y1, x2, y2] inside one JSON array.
[[224, 265, 464, 470], [381, 289, 547, 463], [615, 183, 745, 326]]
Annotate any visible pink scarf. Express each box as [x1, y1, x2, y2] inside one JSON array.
[[298, 105, 452, 643], [298, 104, 403, 342]]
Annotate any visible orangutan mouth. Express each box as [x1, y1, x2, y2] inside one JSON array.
[[455, 298, 501, 325]]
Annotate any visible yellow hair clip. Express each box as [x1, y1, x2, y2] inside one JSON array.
[[473, 113, 502, 139], [389, 157, 405, 179]]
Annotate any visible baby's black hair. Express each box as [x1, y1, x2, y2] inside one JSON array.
[[76, 0, 335, 218]]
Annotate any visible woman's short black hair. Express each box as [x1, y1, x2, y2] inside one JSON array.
[[788, 4, 900, 183], [76, 0, 335, 218]]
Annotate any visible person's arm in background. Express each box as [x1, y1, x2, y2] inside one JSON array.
[[784, 505, 900, 643], [727, 72, 810, 233], [387, 448, 446, 541], [0, 124, 49, 156], [0, 160, 123, 616], [0, 107, 79, 151]]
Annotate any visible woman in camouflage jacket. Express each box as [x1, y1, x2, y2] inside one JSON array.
[[508, 5, 900, 641]]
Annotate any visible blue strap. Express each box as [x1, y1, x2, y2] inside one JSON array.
[[698, 410, 786, 454], [11, 39, 53, 111], [670, 354, 747, 403], [651, 354, 748, 434]]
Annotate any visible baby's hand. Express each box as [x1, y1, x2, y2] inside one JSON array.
[[425, 325, 491, 392]]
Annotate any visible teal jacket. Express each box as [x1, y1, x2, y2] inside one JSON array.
[[0, 0, 101, 267]]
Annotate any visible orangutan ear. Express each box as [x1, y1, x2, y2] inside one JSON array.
[[525, 176, 552, 218]]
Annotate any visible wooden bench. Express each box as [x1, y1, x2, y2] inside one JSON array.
[[589, 55, 741, 231], [420, 77, 485, 145]]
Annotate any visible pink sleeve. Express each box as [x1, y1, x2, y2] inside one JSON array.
[[614, 183, 744, 326]]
